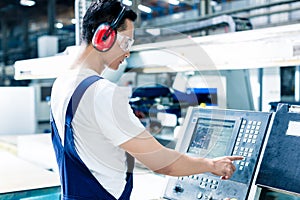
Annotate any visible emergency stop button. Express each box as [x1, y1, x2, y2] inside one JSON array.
[[173, 185, 184, 193]]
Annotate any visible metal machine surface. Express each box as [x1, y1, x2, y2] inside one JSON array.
[[256, 103, 300, 196], [163, 107, 271, 200]]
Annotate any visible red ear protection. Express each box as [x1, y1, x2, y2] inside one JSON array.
[[92, 6, 126, 52], [92, 23, 116, 52]]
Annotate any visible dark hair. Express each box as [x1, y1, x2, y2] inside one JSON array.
[[81, 0, 137, 44]]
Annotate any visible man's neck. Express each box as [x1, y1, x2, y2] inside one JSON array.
[[72, 45, 105, 75]]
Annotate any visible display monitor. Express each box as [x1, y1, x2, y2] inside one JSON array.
[[188, 118, 236, 158]]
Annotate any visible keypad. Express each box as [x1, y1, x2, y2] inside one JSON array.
[[233, 119, 261, 170], [176, 118, 262, 195], [179, 176, 219, 190], [199, 177, 219, 189]]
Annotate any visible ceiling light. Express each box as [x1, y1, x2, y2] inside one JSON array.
[[138, 5, 152, 13], [122, 0, 132, 6], [55, 23, 64, 29], [20, 0, 36, 7], [71, 18, 77, 24], [210, 1, 217, 6]]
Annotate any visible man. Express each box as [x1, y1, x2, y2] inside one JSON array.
[[50, 0, 243, 199]]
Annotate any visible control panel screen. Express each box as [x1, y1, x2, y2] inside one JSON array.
[[187, 118, 236, 158]]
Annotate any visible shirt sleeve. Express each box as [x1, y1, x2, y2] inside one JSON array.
[[94, 81, 145, 146]]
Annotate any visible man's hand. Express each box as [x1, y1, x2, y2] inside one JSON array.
[[210, 156, 244, 180]]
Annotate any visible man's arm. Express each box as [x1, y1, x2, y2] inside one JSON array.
[[120, 130, 243, 179]]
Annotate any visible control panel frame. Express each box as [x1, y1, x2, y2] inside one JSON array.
[[163, 106, 272, 200]]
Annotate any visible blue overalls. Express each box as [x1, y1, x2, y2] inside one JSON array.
[[50, 75, 134, 200]]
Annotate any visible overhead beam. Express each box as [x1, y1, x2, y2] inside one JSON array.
[[48, 0, 56, 35]]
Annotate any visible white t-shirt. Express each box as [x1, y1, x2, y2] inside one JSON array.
[[51, 68, 145, 198]]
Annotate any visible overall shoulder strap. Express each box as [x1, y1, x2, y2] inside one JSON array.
[[64, 75, 135, 180], [50, 75, 101, 148], [65, 75, 102, 126]]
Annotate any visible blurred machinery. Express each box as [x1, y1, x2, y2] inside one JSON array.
[[129, 84, 218, 148], [130, 85, 218, 122]]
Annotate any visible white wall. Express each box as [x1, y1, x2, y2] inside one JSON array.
[[0, 87, 37, 135]]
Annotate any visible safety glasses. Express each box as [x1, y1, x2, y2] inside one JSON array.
[[116, 32, 134, 52]]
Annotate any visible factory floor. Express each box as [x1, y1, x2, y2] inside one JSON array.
[[0, 134, 299, 200], [0, 134, 166, 200]]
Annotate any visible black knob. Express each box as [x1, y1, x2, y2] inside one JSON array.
[[174, 185, 184, 193]]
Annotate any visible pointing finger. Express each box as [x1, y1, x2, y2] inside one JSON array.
[[227, 156, 244, 161]]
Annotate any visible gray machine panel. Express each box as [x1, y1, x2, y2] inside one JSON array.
[[256, 104, 300, 195], [163, 107, 272, 200]]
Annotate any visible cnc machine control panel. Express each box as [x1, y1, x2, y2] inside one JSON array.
[[163, 107, 271, 200]]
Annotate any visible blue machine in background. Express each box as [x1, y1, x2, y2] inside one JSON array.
[[173, 88, 218, 107], [129, 85, 218, 149], [130, 85, 218, 122]]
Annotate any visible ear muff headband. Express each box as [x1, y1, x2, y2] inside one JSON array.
[[110, 6, 126, 30], [92, 6, 126, 52]]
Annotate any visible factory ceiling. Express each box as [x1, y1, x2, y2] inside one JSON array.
[[0, 0, 195, 26], [0, 0, 74, 26], [0, 0, 76, 69]]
